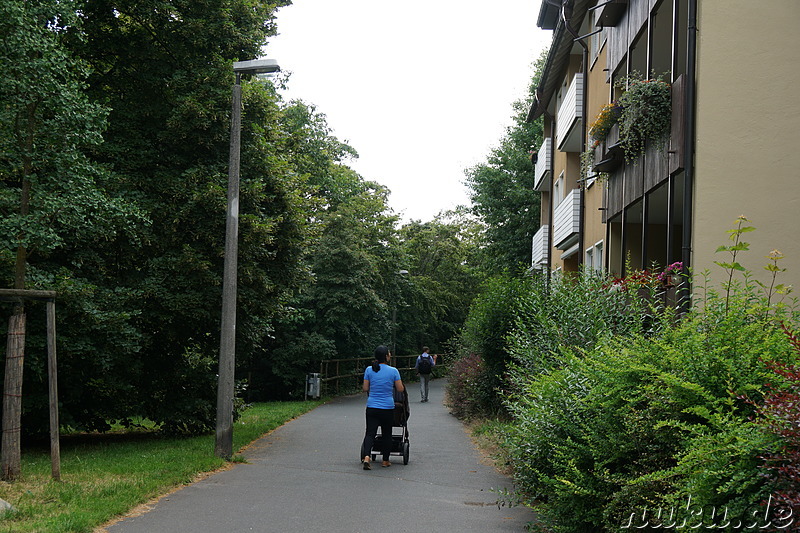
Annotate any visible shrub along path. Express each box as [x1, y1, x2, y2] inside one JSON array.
[[102, 379, 535, 532]]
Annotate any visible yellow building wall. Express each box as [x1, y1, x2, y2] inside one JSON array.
[[693, 1, 800, 291], [549, 57, 585, 271], [584, 44, 610, 261]]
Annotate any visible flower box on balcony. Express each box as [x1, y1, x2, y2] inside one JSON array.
[[592, 123, 624, 173]]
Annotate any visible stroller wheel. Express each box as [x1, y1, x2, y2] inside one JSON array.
[[402, 441, 410, 465]]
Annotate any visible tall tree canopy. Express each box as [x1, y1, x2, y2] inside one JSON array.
[[1, 1, 544, 433], [394, 210, 484, 356], [1, 0, 313, 434], [0, 0, 148, 443]]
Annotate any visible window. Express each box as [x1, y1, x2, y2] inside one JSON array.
[[554, 171, 564, 204], [589, 6, 607, 62], [585, 240, 605, 274]]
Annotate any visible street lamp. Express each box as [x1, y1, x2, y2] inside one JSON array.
[[215, 58, 280, 460]]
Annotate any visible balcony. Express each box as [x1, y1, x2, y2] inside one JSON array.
[[602, 74, 686, 220], [553, 189, 580, 249], [531, 225, 549, 268], [594, 0, 627, 27], [592, 123, 624, 173], [556, 74, 583, 153], [534, 138, 551, 191]]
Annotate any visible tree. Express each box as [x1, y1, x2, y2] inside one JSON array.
[[394, 210, 484, 355], [1, 0, 315, 435], [0, 0, 145, 478], [246, 99, 401, 399], [464, 52, 547, 274]]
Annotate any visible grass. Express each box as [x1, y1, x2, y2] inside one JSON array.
[[0, 400, 322, 533], [466, 417, 514, 476]]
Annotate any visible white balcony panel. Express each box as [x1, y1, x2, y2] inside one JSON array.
[[532, 225, 549, 267], [534, 139, 551, 191], [556, 73, 583, 153], [553, 188, 580, 249]]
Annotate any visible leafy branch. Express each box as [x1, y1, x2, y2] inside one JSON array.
[[714, 215, 755, 315]]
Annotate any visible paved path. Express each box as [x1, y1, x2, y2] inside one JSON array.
[[105, 379, 535, 532]]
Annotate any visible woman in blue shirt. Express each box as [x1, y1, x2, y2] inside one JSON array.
[[361, 345, 405, 470]]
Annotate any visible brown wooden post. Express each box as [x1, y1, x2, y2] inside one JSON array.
[[319, 360, 324, 397], [2, 312, 25, 481], [46, 300, 60, 480], [0, 290, 58, 481]]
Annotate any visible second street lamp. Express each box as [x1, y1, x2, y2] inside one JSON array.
[[215, 58, 280, 460]]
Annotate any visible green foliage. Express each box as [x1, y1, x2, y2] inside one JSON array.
[[505, 291, 795, 531], [257, 101, 406, 396], [0, 0, 143, 265], [499, 223, 799, 532], [394, 211, 483, 355], [446, 275, 532, 417], [508, 269, 649, 374], [750, 327, 800, 527], [615, 72, 672, 162], [0, 0, 315, 435]]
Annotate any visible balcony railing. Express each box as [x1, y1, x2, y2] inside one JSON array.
[[532, 225, 549, 267], [556, 73, 583, 153], [553, 189, 580, 249], [602, 74, 686, 220], [534, 138, 551, 191]]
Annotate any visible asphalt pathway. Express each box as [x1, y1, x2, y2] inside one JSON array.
[[105, 379, 535, 532]]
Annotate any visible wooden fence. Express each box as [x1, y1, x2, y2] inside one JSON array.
[[317, 354, 446, 397]]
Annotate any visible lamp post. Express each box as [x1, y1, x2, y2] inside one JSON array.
[[215, 59, 280, 460]]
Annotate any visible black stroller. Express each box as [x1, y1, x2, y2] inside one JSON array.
[[371, 387, 410, 465]]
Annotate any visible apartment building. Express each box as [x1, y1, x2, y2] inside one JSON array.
[[529, 0, 800, 292]]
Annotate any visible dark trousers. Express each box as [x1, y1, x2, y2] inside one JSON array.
[[361, 407, 394, 461]]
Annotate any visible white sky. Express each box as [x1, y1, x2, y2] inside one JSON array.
[[267, 0, 552, 223]]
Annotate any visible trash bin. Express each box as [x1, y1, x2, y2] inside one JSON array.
[[306, 373, 321, 399]]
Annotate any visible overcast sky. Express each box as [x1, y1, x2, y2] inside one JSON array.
[[267, 0, 552, 223]]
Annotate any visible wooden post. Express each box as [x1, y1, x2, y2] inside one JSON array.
[[0, 289, 58, 482], [46, 301, 60, 480], [2, 312, 26, 481]]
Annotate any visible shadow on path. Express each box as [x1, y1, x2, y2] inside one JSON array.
[[105, 379, 535, 532]]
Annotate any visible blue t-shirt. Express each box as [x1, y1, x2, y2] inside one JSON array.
[[364, 364, 401, 410]]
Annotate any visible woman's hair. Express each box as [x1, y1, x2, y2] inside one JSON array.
[[372, 345, 389, 372]]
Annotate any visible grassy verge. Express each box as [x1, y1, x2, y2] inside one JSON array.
[[466, 417, 513, 476], [0, 401, 322, 533]]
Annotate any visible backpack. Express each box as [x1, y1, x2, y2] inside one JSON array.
[[418, 355, 432, 375]]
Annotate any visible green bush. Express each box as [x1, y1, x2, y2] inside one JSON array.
[[507, 269, 650, 375], [446, 274, 532, 417], [505, 289, 796, 531], [500, 237, 799, 532]]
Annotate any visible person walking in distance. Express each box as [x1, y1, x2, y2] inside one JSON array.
[[361, 345, 405, 470], [414, 346, 437, 403]]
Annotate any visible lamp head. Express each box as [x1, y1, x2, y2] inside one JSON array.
[[233, 58, 280, 75]]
